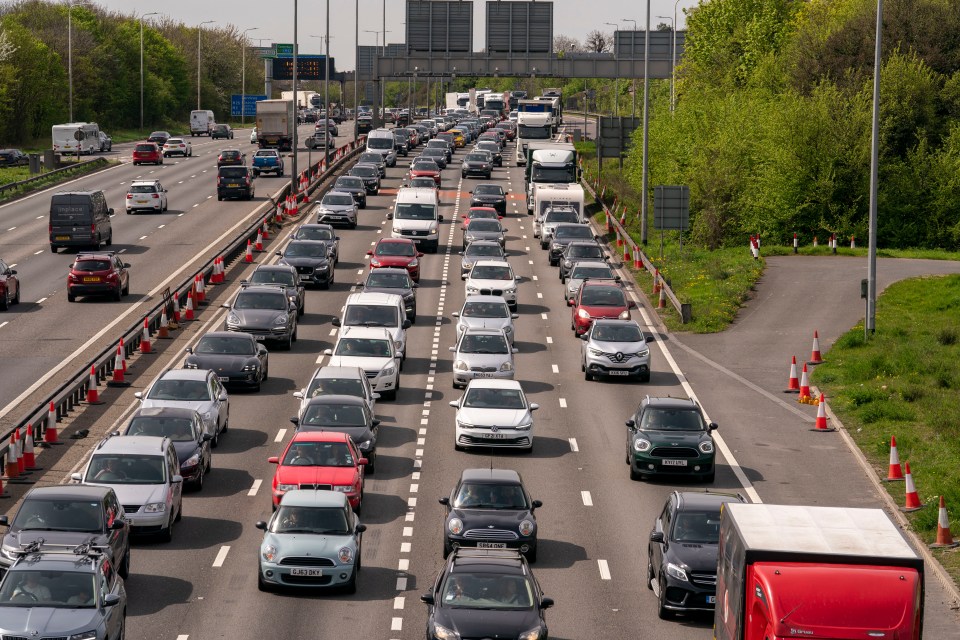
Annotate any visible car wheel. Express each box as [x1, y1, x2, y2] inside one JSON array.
[[344, 565, 358, 594], [263, 364, 269, 381], [50, 244, 58, 253], [630, 463, 642, 482], [217, 194, 223, 201], [12, 286, 19, 305], [321, 277, 331, 291], [584, 369, 592, 381], [174, 498, 183, 522], [160, 519, 173, 543], [119, 550, 130, 579], [657, 577, 672, 620], [646, 556, 655, 590], [106, 232, 112, 247], [211, 428, 219, 448], [283, 333, 293, 351], [365, 451, 376, 475], [526, 545, 537, 563], [68, 293, 76, 302], [193, 464, 204, 491], [113, 285, 122, 302], [122, 280, 129, 296]]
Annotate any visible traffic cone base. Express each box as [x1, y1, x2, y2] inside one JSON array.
[[883, 436, 904, 482], [797, 363, 811, 402], [930, 496, 959, 548], [784, 356, 800, 393], [901, 462, 925, 512]]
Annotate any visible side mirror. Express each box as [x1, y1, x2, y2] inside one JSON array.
[[448, 346, 456, 352], [532, 499, 543, 509], [566, 299, 574, 307], [540, 597, 555, 609], [123, 263, 131, 269], [268, 456, 279, 464], [201, 434, 213, 442], [171, 475, 183, 484], [412, 283, 420, 289], [628, 301, 637, 309], [452, 311, 460, 317], [420, 593, 435, 605], [293, 391, 304, 399], [275, 251, 282, 256], [103, 593, 122, 607], [709, 423, 719, 431], [646, 336, 655, 343], [650, 531, 665, 544], [579, 334, 588, 341], [438, 215, 445, 222], [625, 419, 636, 429], [323, 348, 332, 356], [219, 393, 228, 402], [448, 400, 460, 408], [372, 419, 381, 427], [134, 392, 143, 400], [355, 524, 367, 533], [0, 516, 8, 526], [359, 457, 369, 466], [372, 393, 381, 399], [107, 208, 115, 215], [386, 213, 394, 220], [417, 252, 425, 258], [529, 403, 540, 411], [290, 417, 300, 426], [366, 250, 374, 256], [185, 347, 193, 354], [332, 317, 342, 327], [615, 276, 622, 282], [110, 519, 126, 530], [255, 521, 268, 531], [402, 320, 411, 329], [71, 472, 83, 482], [439, 497, 450, 505], [221, 303, 231, 309]]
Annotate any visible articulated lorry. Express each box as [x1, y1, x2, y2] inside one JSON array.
[[256, 99, 296, 151], [715, 503, 924, 640]]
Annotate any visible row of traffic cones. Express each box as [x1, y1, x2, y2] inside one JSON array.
[[883, 437, 958, 547], [0, 425, 42, 496]]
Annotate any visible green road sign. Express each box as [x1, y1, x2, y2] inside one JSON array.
[[275, 43, 294, 55]]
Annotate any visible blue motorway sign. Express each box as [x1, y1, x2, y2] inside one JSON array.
[[231, 94, 267, 117]]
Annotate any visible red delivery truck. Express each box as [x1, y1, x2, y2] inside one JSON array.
[[715, 504, 923, 640]]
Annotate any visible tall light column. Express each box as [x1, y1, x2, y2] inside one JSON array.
[[657, 15, 675, 113], [866, 0, 883, 336], [622, 18, 637, 117], [324, 0, 330, 163], [291, 0, 298, 193], [382, 0, 386, 111], [68, 0, 94, 123], [197, 20, 214, 110], [354, 0, 358, 132], [139, 12, 158, 131], [240, 27, 258, 126], [604, 23, 619, 116], [640, 0, 650, 244]]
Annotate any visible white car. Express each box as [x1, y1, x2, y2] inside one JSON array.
[[464, 260, 519, 311], [292, 365, 379, 420], [449, 327, 517, 389], [162, 138, 192, 157], [250, 128, 258, 144], [449, 379, 539, 451], [125, 179, 168, 214], [323, 326, 401, 400]]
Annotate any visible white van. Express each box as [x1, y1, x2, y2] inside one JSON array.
[[365, 128, 398, 167], [334, 292, 410, 359], [388, 187, 442, 253], [52, 122, 101, 155], [190, 110, 216, 136]]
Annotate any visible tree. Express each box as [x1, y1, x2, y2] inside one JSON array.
[[553, 34, 580, 54], [0, 28, 16, 62], [583, 30, 612, 53]]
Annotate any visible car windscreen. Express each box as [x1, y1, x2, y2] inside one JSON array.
[[195, 335, 257, 355], [254, 151, 277, 157], [440, 573, 534, 610], [301, 403, 367, 427], [281, 441, 355, 467], [412, 161, 439, 171], [129, 185, 157, 194], [270, 506, 350, 534], [366, 272, 410, 289], [470, 265, 512, 280], [335, 338, 391, 357], [544, 210, 580, 224], [306, 377, 364, 399], [250, 270, 298, 287], [571, 266, 613, 280], [350, 166, 377, 177], [85, 454, 166, 484], [462, 387, 525, 409], [234, 291, 287, 310], [467, 211, 499, 221], [367, 137, 393, 150], [358, 154, 382, 164], [476, 143, 499, 152], [394, 202, 437, 220], [375, 241, 416, 256], [640, 408, 707, 431], [147, 379, 210, 401], [465, 244, 503, 258], [12, 498, 102, 532], [465, 154, 489, 163], [462, 301, 509, 318], [344, 304, 399, 327], [284, 242, 328, 258], [473, 185, 503, 196], [126, 416, 197, 442], [580, 287, 626, 307], [322, 195, 354, 206], [518, 125, 552, 139], [454, 482, 528, 509], [72, 260, 111, 272], [410, 179, 437, 189], [555, 225, 593, 239], [467, 220, 501, 232], [460, 334, 509, 354], [0, 570, 97, 608], [671, 511, 722, 544], [592, 324, 642, 342], [568, 244, 603, 258], [336, 177, 364, 189]]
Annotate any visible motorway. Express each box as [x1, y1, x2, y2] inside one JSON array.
[[2, 117, 959, 640], [0, 122, 356, 427]]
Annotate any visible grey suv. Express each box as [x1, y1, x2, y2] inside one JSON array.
[[223, 283, 299, 349], [580, 319, 655, 382]]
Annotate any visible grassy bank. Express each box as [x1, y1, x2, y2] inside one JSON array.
[[812, 275, 960, 580], [0, 159, 114, 203]]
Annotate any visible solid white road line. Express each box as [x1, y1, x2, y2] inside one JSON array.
[[212, 546, 230, 567], [582, 491, 593, 506], [247, 479, 262, 496], [0, 322, 8, 330], [598, 559, 611, 580], [35, 297, 46, 304]]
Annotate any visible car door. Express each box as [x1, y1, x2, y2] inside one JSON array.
[[99, 557, 121, 635], [156, 182, 167, 209], [208, 374, 228, 431], [112, 255, 128, 291], [103, 492, 127, 559], [651, 499, 672, 581], [167, 446, 182, 511], [349, 439, 365, 486]]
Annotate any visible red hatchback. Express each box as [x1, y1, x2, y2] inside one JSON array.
[[67, 252, 130, 302], [268, 431, 367, 511], [461, 207, 502, 231], [367, 238, 424, 282], [569, 281, 635, 335], [132, 142, 162, 166], [408, 160, 442, 187]]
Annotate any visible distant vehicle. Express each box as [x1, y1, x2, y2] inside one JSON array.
[[49, 190, 114, 252], [211, 124, 234, 140], [190, 109, 215, 136], [132, 142, 162, 166], [146, 130, 171, 145], [256, 99, 295, 151], [98, 131, 113, 151], [217, 149, 246, 167], [0, 149, 28, 167], [162, 138, 192, 157], [216, 166, 256, 201], [252, 149, 284, 177], [125, 179, 168, 214], [52, 122, 100, 155], [0, 258, 19, 311]]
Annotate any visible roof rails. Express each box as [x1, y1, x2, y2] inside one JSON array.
[[452, 547, 524, 560], [14, 538, 110, 560]]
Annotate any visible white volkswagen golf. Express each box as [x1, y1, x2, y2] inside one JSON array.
[[449, 379, 539, 451]]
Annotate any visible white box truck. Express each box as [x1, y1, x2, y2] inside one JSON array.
[[190, 109, 215, 136], [256, 99, 295, 151]]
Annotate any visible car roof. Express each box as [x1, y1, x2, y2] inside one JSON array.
[[461, 327, 508, 337], [674, 490, 745, 511], [311, 365, 365, 380], [377, 237, 416, 245], [570, 261, 612, 270], [461, 295, 509, 304], [238, 283, 292, 295], [365, 267, 410, 277], [591, 319, 640, 328], [130, 180, 161, 187], [131, 406, 200, 420], [465, 378, 522, 390], [10, 553, 103, 573], [22, 484, 114, 501], [567, 240, 601, 247], [581, 280, 623, 290], [460, 468, 522, 484], [450, 549, 527, 574], [94, 434, 169, 455], [279, 489, 349, 508], [304, 394, 367, 407], [346, 291, 404, 306], [73, 252, 117, 261], [396, 187, 438, 199], [290, 430, 352, 444], [642, 396, 700, 410]]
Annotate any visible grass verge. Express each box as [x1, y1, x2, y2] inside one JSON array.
[[0, 159, 114, 203], [812, 274, 960, 583]]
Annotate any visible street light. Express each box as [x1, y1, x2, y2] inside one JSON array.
[[354, 0, 358, 130], [197, 20, 214, 111], [621, 18, 638, 117], [657, 15, 675, 112], [866, 0, 883, 337], [240, 27, 258, 126], [139, 12, 158, 131], [68, 0, 94, 123], [605, 22, 619, 117]]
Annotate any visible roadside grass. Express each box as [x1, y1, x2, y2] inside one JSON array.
[[811, 274, 960, 582], [0, 159, 115, 203]]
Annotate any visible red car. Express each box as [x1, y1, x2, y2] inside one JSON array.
[[569, 281, 635, 335], [495, 123, 517, 141], [67, 252, 130, 302], [461, 206, 502, 231], [0, 258, 19, 311], [268, 431, 367, 510], [132, 142, 162, 166], [367, 238, 423, 282], [408, 160, 442, 187]]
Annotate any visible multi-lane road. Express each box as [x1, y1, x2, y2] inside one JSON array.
[[2, 116, 959, 640]]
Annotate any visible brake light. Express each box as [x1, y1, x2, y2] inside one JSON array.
[[151, 194, 159, 199], [91, 224, 96, 234], [126, 194, 132, 199], [48, 223, 52, 234]]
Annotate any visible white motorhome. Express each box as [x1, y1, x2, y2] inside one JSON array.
[[190, 110, 215, 136], [531, 183, 585, 222], [52, 122, 101, 155], [389, 187, 443, 253]]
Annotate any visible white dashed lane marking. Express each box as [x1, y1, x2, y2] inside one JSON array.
[[35, 297, 46, 304], [598, 559, 611, 580], [247, 479, 262, 496], [274, 429, 286, 443], [551, 364, 559, 374], [559, 398, 567, 408], [582, 491, 593, 506], [568, 437, 579, 452], [212, 546, 230, 567]]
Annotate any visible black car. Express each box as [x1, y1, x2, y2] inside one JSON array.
[[291, 395, 380, 472], [0, 149, 29, 167], [0, 485, 130, 576], [348, 163, 381, 194], [475, 141, 503, 166], [332, 176, 367, 209], [356, 152, 387, 177], [292, 224, 339, 265], [357, 116, 374, 134], [217, 166, 255, 201], [425, 139, 453, 163], [393, 132, 410, 156], [548, 223, 599, 266], [223, 283, 298, 349], [648, 491, 746, 619], [470, 184, 507, 214], [122, 406, 214, 488], [420, 548, 553, 640], [146, 130, 171, 145], [419, 147, 448, 169], [559, 241, 608, 282], [461, 152, 494, 179], [248, 264, 306, 316], [276, 240, 334, 289], [185, 331, 270, 389], [360, 267, 418, 321], [211, 123, 234, 140], [439, 468, 541, 561]]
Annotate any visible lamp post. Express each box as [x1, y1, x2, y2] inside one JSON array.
[[354, 0, 358, 132], [641, 0, 651, 245], [605, 23, 619, 117], [240, 27, 258, 126], [866, 0, 882, 337], [139, 12, 158, 131], [291, 0, 298, 194], [621, 18, 637, 117], [657, 15, 675, 113], [68, 0, 94, 123], [324, 0, 331, 166], [197, 20, 214, 111]]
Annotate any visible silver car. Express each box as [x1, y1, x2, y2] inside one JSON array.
[[449, 328, 518, 389], [134, 369, 229, 447], [293, 365, 379, 419], [564, 261, 620, 301], [579, 319, 655, 382], [450, 379, 539, 451], [315, 190, 358, 228], [453, 295, 519, 345], [462, 218, 505, 250], [536, 206, 581, 249], [460, 239, 506, 278]]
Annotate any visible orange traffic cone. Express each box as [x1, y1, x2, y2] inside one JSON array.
[[657, 285, 666, 309], [261, 218, 270, 240], [245, 240, 254, 263], [811, 393, 835, 432], [255, 229, 264, 252], [808, 330, 823, 365], [4, 436, 18, 480], [884, 436, 904, 481], [22, 426, 37, 470], [195, 274, 205, 305], [107, 344, 129, 388], [798, 364, 811, 402], [784, 356, 800, 393], [139, 319, 152, 354], [172, 294, 181, 323], [623, 242, 631, 263], [14, 429, 24, 475], [652, 269, 661, 295], [184, 290, 195, 320], [43, 402, 60, 443], [209, 257, 221, 284], [289, 194, 298, 216], [85, 366, 102, 404], [930, 496, 959, 548], [118, 338, 127, 372], [901, 462, 925, 512], [157, 307, 170, 339]]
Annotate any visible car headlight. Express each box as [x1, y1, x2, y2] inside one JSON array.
[[454, 359, 468, 372], [262, 544, 277, 562], [429, 224, 438, 234], [409, 259, 419, 267], [699, 441, 715, 454], [564, 260, 572, 267], [515, 421, 532, 431], [666, 562, 689, 582], [333, 485, 353, 493], [503, 287, 516, 294], [68, 632, 97, 640], [519, 519, 535, 536], [143, 502, 166, 513], [518, 627, 544, 640], [274, 314, 288, 326], [588, 348, 603, 356], [457, 420, 474, 430], [466, 285, 479, 293], [638, 348, 650, 357], [370, 257, 382, 267], [577, 309, 590, 319], [448, 518, 464, 535], [433, 623, 460, 640], [242, 363, 259, 372], [317, 264, 330, 272], [499, 361, 513, 372], [182, 453, 201, 469], [184, 361, 199, 369], [338, 546, 354, 564], [633, 438, 651, 452], [226, 312, 240, 326], [1, 545, 18, 560], [381, 366, 396, 377], [276, 483, 297, 492], [618, 310, 631, 319]]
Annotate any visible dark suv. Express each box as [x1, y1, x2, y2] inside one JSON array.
[[420, 549, 553, 640], [67, 252, 130, 302], [0, 149, 28, 167], [217, 149, 246, 167], [211, 123, 234, 140], [648, 491, 746, 619], [0, 485, 131, 577], [217, 166, 256, 201], [625, 396, 718, 482]]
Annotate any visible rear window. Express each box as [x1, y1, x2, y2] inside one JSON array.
[[129, 185, 157, 194], [73, 260, 112, 271], [219, 167, 248, 178], [135, 144, 155, 152]]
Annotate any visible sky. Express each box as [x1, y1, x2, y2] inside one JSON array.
[[94, 0, 696, 72]]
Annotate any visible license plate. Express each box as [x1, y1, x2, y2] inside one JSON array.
[[706, 595, 716, 604], [484, 433, 509, 439], [609, 370, 630, 376], [228, 183, 240, 187], [218, 376, 229, 382], [289, 568, 324, 577], [475, 373, 495, 378], [254, 335, 266, 341], [83, 277, 101, 282], [662, 459, 688, 467], [477, 542, 507, 549], [135, 199, 149, 204], [56, 235, 70, 240]]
